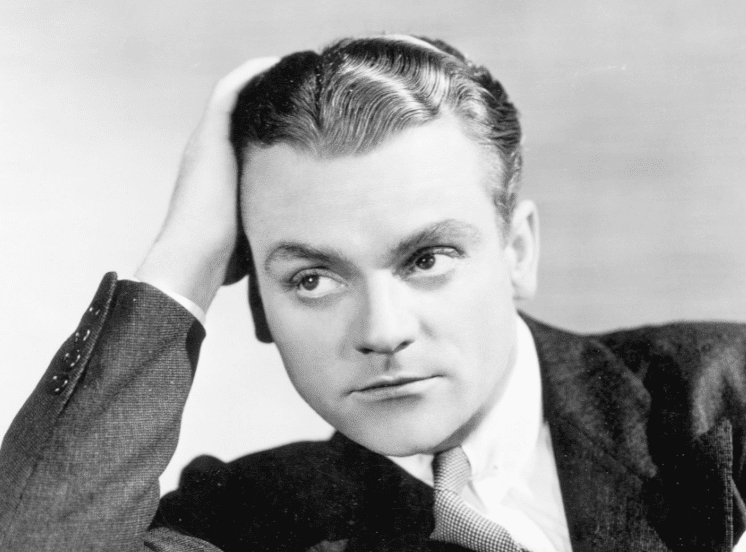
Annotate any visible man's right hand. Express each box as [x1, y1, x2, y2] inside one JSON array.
[[135, 56, 278, 313]]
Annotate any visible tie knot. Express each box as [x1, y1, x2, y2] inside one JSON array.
[[430, 446, 528, 552], [432, 446, 471, 493]]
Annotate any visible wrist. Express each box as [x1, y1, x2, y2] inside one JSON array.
[[135, 236, 234, 312]]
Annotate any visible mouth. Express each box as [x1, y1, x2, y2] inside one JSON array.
[[352, 375, 441, 400]]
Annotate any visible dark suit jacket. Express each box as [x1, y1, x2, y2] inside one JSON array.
[[1, 273, 745, 551]]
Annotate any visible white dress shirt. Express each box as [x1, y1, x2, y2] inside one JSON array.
[[389, 316, 573, 552]]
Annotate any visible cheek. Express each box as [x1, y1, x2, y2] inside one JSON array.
[[273, 334, 338, 417], [266, 296, 344, 357], [436, 258, 517, 379], [440, 256, 514, 333], [263, 297, 348, 405]]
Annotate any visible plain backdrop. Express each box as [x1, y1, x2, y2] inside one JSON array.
[[1, 1, 744, 492]]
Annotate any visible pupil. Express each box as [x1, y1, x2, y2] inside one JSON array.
[[416, 254, 436, 270], [301, 275, 319, 290]]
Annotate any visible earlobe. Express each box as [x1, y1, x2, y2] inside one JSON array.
[[505, 200, 539, 301]]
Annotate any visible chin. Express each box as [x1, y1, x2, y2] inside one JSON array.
[[342, 417, 457, 457], [356, 438, 433, 458], [365, 440, 426, 458]]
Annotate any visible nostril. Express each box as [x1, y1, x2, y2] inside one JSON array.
[[392, 340, 412, 354], [356, 340, 412, 355]]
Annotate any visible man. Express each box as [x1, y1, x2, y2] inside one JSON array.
[[1, 35, 745, 552]]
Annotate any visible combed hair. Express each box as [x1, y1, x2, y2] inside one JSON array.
[[231, 35, 522, 226]]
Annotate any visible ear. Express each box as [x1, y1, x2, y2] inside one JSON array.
[[504, 200, 539, 301], [237, 181, 274, 343], [245, 241, 274, 344], [248, 273, 274, 343]]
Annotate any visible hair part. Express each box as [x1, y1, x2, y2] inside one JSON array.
[[231, 35, 523, 229]]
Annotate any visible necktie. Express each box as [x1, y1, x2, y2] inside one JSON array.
[[430, 446, 529, 552]]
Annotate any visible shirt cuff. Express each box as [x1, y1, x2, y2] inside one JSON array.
[[127, 277, 207, 326]]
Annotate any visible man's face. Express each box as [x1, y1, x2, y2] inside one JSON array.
[[243, 118, 533, 456]]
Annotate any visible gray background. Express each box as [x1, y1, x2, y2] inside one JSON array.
[[1, 1, 744, 491]]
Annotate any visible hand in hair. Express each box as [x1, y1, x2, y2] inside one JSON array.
[[135, 56, 278, 312]]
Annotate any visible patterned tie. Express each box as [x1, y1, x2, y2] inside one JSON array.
[[430, 447, 529, 552]]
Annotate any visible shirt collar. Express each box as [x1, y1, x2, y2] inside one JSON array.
[[461, 315, 543, 480], [388, 315, 544, 484]]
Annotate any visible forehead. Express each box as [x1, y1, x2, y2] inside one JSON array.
[[241, 118, 499, 257]]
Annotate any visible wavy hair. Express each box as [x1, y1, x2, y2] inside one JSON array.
[[230, 35, 522, 227]]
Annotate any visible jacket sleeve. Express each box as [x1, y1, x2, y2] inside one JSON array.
[[0, 273, 223, 552]]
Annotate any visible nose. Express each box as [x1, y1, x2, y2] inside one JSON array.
[[354, 274, 418, 355]]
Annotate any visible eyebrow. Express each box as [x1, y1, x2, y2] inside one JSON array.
[[388, 219, 482, 262], [263, 219, 483, 273], [264, 243, 350, 273]]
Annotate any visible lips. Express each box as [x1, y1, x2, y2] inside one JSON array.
[[352, 374, 441, 400], [359, 375, 427, 391]]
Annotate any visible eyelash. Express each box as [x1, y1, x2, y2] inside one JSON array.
[[283, 246, 465, 293], [401, 246, 463, 275], [286, 268, 337, 290]]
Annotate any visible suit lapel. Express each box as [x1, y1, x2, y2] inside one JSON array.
[[524, 315, 735, 552]]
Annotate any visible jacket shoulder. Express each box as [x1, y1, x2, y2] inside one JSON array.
[[154, 440, 339, 549], [525, 313, 746, 437], [154, 435, 427, 551], [595, 320, 746, 380], [596, 321, 746, 440]]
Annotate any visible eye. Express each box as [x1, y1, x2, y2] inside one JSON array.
[[406, 248, 460, 278], [415, 253, 437, 270], [292, 271, 344, 299]]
